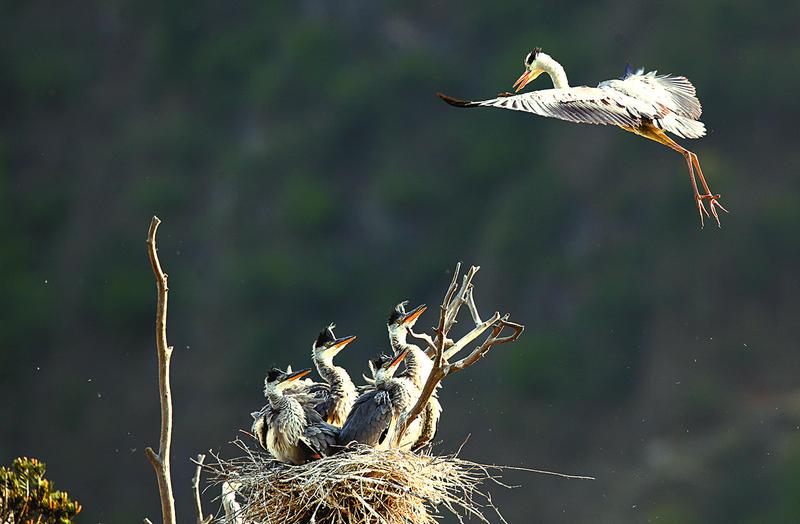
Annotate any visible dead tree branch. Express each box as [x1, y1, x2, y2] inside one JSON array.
[[393, 264, 524, 446], [409, 262, 482, 358], [192, 454, 213, 524], [144, 216, 177, 524]]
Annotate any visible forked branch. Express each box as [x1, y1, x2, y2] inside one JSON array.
[[410, 262, 482, 358], [143, 216, 177, 524], [393, 264, 524, 446]]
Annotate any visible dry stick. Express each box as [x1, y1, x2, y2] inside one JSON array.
[[448, 318, 523, 374], [192, 454, 213, 524], [444, 312, 500, 361], [414, 264, 482, 360], [393, 265, 525, 447], [498, 465, 595, 481], [144, 216, 177, 524], [394, 266, 472, 446], [465, 287, 482, 325], [397, 317, 521, 445]]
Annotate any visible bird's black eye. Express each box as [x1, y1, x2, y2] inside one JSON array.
[[266, 368, 282, 382], [524, 52, 533, 66]]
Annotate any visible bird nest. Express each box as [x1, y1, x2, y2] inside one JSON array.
[[205, 441, 510, 524]]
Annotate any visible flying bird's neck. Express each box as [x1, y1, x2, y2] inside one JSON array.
[[539, 54, 570, 89]]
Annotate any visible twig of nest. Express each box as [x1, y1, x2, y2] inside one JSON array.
[[204, 440, 512, 524]]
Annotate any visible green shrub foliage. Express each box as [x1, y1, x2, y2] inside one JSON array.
[[0, 457, 81, 523]]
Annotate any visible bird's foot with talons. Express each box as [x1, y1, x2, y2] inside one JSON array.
[[696, 193, 728, 228], [497, 91, 515, 98]]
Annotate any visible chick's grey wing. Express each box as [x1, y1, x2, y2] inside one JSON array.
[[338, 390, 393, 447], [301, 422, 340, 457], [295, 403, 337, 456]]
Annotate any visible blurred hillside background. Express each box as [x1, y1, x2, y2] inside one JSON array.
[[2, 0, 799, 522]]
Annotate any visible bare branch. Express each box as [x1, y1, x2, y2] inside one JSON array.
[[465, 287, 482, 324], [408, 327, 436, 353], [393, 264, 524, 446], [144, 216, 177, 524], [443, 265, 479, 331], [448, 317, 524, 375], [424, 264, 484, 361], [192, 454, 213, 524], [443, 312, 500, 361]]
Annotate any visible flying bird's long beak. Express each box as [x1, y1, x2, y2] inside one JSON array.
[[285, 368, 312, 382], [331, 335, 357, 353], [401, 304, 427, 325], [513, 69, 542, 92]]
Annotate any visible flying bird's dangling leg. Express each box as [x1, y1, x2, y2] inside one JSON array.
[[689, 152, 728, 226], [629, 124, 726, 227]]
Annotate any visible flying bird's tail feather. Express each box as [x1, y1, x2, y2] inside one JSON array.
[[656, 114, 706, 139], [436, 93, 480, 108]]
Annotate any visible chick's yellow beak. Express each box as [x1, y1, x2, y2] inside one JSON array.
[[402, 304, 427, 325], [387, 349, 409, 370], [286, 368, 312, 382], [332, 335, 357, 351]]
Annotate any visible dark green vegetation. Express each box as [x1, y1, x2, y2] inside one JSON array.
[[0, 457, 81, 523], [1, 1, 799, 522]]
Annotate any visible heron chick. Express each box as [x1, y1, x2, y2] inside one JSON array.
[[252, 368, 339, 465], [309, 323, 358, 426], [387, 301, 442, 451], [338, 349, 419, 450]]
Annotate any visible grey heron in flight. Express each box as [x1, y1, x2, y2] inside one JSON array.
[[251, 368, 339, 464], [307, 324, 358, 426], [387, 302, 441, 451], [338, 349, 420, 450], [437, 48, 727, 227]]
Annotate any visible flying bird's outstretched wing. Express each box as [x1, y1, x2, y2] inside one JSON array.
[[437, 83, 705, 139], [438, 87, 649, 126]]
